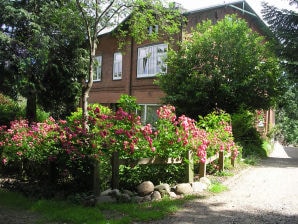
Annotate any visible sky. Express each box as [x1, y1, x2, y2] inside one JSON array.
[[173, 0, 296, 17]]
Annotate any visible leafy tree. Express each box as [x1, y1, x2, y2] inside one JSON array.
[[0, 0, 51, 123], [157, 15, 283, 118], [262, 0, 298, 82], [0, 1, 87, 120], [275, 83, 298, 145], [262, 1, 298, 145], [75, 0, 183, 129], [37, 1, 87, 119]]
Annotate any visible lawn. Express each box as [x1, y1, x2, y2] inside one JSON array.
[[0, 188, 196, 224]]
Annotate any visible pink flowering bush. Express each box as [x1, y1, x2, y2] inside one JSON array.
[[152, 105, 209, 163], [0, 94, 240, 193], [0, 117, 60, 180], [198, 111, 241, 161]]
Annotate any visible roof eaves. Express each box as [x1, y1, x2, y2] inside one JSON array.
[[183, 0, 244, 15]]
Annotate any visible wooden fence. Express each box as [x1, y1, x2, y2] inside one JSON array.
[[110, 151, 235, 189]]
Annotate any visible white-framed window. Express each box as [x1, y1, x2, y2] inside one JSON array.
[[93, 56, 102, 81], [148, 25, 159, 35], [137, 43, 167, 78], [137, 104, 160, 125], [113, 52, 122, 80]]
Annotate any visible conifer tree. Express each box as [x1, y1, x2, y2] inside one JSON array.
[[262, 1, 298, 145]]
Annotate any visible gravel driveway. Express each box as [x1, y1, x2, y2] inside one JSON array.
[[146, 142, 298, 224]]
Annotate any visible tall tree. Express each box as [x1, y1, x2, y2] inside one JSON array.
[[157, 15, 283, 118], [0, 1, 87, 120], [38, 1, 87, 119], [262, 0, 298, 83], [75, 0, 182, 129], [262, 1, 298, 145], [0, 0, 50, 123]]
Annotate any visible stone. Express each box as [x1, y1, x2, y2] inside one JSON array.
[[143, 195, 152, 202], [110, 189, 121, 197], [100, 188, 121, 198], [169, 191, 178, 198], [175, 183, 193, 195], [151, 191, 162, 201], [96, 195, 117, 204], [131, 196, 144, 203], [100, 189, 113, 196], [136, 181, 154, 196], [117, 193, 131, 203], [191, 181, 207, 193], [123, 189, 135, 196], [154, 183, 171, 196], [200, 177, 211, 186]]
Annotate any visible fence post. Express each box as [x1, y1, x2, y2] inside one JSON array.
[[231, 157, 235, 167], [219, 151, 224, 172], [185, 150, 194, 182], [111, 151, 120, 189], [199, 160, 206, 178], [93, 161, 100, 196]]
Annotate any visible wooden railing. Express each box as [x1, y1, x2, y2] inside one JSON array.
[[111, 151, 235, 189]]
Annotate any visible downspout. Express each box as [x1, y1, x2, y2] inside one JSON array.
[[129, 36, 133, 96]]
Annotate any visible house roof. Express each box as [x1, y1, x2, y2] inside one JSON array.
[[98, 0, 267, 36]]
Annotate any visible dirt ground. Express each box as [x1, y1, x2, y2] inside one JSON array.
[[1, 142, 298, 224], [143, 142, 298, 224]]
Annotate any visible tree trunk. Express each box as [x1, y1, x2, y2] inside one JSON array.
[[81, 43, 97, 130], [26, 88, 37, 124]]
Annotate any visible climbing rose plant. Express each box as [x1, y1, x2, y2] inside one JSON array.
[[152, 105, 209, 163], [0, 96, 240, 183]]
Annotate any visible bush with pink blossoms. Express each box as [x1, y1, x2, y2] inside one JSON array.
[[0, 95, 241, 194], [198, 111, 241, 161], [0, 117, 60, 180], [152, 105, 209, 163]]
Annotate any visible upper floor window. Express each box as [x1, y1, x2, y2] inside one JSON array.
[[148, 25, 159, 35], [137, 43, 167, 78], [113, 52, 122, 80], [93, 56, 102, 81]]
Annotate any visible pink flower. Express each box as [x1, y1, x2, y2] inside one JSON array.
[[16, 151, 23, 156], [94, 107, 100, 114], [100, 130, 108, 138], [2, 158, 7, 165], [59, 119, 67, 124]]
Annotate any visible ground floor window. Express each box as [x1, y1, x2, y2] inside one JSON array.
[[137, 104, 160, 125]]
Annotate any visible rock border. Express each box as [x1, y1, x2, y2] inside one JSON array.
[[96, 177, 211, 204]]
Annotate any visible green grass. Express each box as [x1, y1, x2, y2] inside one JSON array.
[[208, 182, 228, 193], [242, 154, 261, 165], [262, 140, 273, 156], [0, 189, 194, 224], [214, 170, 233, 177]]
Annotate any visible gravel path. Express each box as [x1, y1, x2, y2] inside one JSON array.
[[145, 142, 298, 224]]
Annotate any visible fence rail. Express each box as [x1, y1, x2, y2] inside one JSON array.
[[111, 151, 235, 189]]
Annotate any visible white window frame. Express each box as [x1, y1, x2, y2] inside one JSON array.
[[148, 25, 159, 35], [137, 104, 160, 125], [113, 52, 122, 80], [93, 56, 102, 82], [137, 43, 167, 78]]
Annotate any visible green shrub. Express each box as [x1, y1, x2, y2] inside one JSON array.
[[0, 93, 23, 126], [232, 109, 266, 157]]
